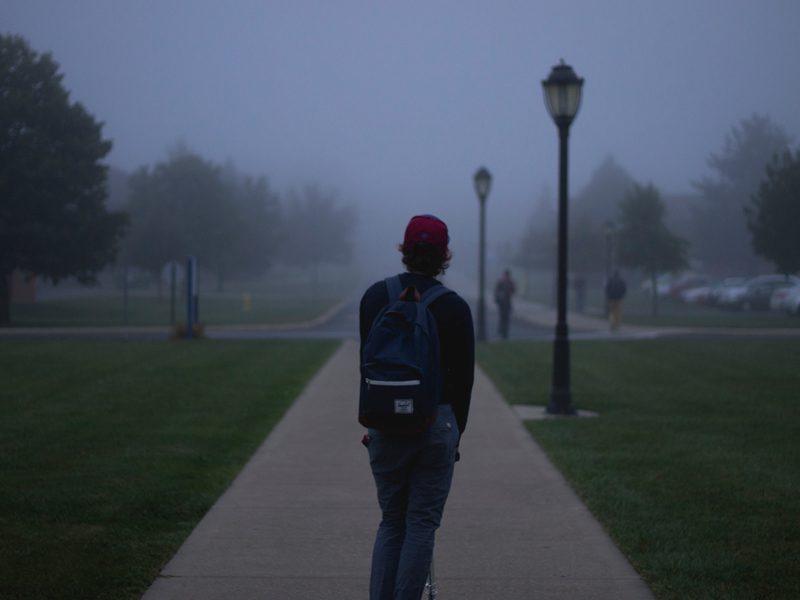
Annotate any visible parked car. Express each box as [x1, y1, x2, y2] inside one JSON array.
[[708, 277, 748, 307], [642, 272, 709, 298], [668, 274, 709, 299], [776, 284, 800, 315], [640, 273, 675, 296], [681, 284, 716, 304], [769, 283, 800, 312], [726, 275, 800, 311]]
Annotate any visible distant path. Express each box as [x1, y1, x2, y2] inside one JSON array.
[[2, 292, 798, 342], [208, 298, 552, 342]]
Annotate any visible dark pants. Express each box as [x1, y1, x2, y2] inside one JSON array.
[[366, 405, 460, 600], [498, 302, 511, 339]]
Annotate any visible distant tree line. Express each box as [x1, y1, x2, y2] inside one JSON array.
[[0, 34, 356, 325], [512, 113, 799, 317], [4, 33, 798, 325], [122, 149, 356, 292]]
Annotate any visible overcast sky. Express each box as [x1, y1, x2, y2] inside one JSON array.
[[3, 0, 799, 271]]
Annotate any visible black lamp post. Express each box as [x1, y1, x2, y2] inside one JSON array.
[[542, 60, 583, 415], [604, 220, 615, 317], [474, 166, 492, 342]]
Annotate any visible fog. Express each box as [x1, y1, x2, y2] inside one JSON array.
[[4, 0, 800, 280]]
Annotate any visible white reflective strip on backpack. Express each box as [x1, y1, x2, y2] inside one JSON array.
[[365, 378, 421, 386]]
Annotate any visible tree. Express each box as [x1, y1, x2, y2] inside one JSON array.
[[745, 149, 800, 276], [692, 114, 791, 273], [218, 161, 282, 282], [572, 155, 637, 224], [0, 35, 127, 324], [616, 184, 689, 317], [280, 184, 356, 270], [570, 215, 606, 278], [515, 189, 556, 272], [123, 151, 283, 292], [569, 155, 637, 282], [123, 151, 266, 291]]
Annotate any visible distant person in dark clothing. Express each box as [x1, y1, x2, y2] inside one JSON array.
[[359, 214, 474, 600], [494, 269, 516, 339], [605, 270, 627, 330]]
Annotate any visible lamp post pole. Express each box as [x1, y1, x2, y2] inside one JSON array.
[[474, 167, 492, 342], [605, 221, 614, 317], [542, 60, 583, 415]]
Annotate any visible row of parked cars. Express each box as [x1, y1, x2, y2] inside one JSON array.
[[643, 273, 800, 314]]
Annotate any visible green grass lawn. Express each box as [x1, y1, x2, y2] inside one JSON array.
[[0, 339, 338, 600], [10, 266, 358, 328], [11, 292, 343, 328], [478, 339, 800, 600]]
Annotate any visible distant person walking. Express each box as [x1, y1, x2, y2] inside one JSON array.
[[359, 214, 475, 600], [605, 270, 627, 330], [494, 269, 516, 339]]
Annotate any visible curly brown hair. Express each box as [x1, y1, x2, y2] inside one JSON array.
[[398, 241, 451, 277]]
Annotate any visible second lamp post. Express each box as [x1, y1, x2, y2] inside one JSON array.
[[474, 166, 492, 342], [542, 60, 583, 414]]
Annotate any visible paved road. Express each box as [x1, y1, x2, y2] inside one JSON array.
[[3, 289, 798, 342], [207, 298, 553, 342]]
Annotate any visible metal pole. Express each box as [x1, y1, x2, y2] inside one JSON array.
[[477, 197, 487, 342], [170, 262, 176, 326], [547, 124, 575, 415], [605, 230, 611, 318], [186, 256, 194, 339], [123, 266, 129, 326]]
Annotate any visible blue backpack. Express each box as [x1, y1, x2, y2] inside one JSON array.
[[359, 276, 453, 435]]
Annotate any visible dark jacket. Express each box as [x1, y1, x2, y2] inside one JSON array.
[[605, 275, 627, 301], [359, 272, 475, 435]]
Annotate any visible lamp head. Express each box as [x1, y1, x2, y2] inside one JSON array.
[[473, 166, 492, 201], [542, 60, 584, 127]]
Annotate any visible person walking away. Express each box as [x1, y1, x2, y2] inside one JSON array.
[[605, 270, 627, 331], [359, 214, 475, 600], [494, 269, 516, 339]]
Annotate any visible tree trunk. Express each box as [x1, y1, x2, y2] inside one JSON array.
[[650, 272, 659, 318], [0, 271, 11, 325]]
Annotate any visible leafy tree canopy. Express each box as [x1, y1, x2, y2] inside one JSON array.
[[573, 155, 637, 223], [616, 183, 688, 316], [745, 149, 800, 275], [0, 34, 126, 323], [692, 114, 791, 273], [516, 157, 637, 278], [123, 150, 280, 288], [515, 188, 556, 270]]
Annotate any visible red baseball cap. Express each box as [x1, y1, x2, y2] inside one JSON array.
[[402, 214, 449, 254]]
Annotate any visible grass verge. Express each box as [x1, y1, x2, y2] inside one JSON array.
[[478, 339, 800, 600], [11, 291, 344, 328], [0, 339, 338, 600]]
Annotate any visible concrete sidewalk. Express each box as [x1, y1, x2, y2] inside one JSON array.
[[142, 340, 654, 599]]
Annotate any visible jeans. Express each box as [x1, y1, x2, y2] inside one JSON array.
[[366, 404, 460, 600]]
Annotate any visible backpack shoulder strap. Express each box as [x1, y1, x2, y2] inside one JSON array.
[[420, 283, 453, 309], [384, 275, 403, 301]]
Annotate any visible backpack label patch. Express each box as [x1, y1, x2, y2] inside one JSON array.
[[394, 399, 414, 414]]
